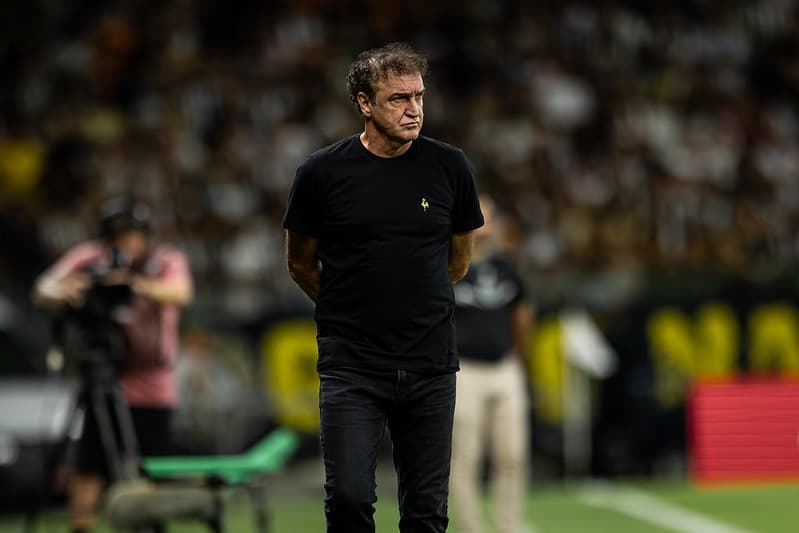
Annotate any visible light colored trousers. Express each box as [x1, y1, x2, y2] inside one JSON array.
[[451, 356, 529, 533]]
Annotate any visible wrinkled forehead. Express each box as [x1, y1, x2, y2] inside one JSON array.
[[373, 71, 425, 94]]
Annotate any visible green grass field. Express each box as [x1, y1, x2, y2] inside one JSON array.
[[3, 480, 798, 533]]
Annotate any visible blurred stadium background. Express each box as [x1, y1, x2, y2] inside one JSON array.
[[2, 0, 799, 531]]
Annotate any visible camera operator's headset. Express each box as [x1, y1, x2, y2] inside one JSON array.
[[98, 197, 153, 241]]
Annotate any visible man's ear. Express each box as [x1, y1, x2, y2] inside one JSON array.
[[357, 92, 372, 117]]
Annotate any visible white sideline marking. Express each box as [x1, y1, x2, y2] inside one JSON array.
[[578, 482, 755, 533]]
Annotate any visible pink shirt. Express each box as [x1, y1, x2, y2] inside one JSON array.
[[52, 240, 192, 408]]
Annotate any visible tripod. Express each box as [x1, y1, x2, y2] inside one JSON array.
[[72, 360, 141, 484], [58, 314, 165, 533]]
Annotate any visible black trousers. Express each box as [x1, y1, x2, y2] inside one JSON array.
[[319, 367, 456, 533]]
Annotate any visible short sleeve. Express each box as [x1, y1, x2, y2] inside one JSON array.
[[51, 241, 105, 277], [159, 248, 192, 283], [451, 150, 484, 234], [282, 158, 323, 237]]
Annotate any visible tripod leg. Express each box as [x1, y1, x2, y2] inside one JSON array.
[[91, 389, 123, 482], [206, 489, 224, 533], [207, 515, 222, 533], [248, 482, 269, 533], [109, 386, 141, 480], [23, 509, 36, 533]]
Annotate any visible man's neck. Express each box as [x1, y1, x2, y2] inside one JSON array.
[[359, 129, 412, 158]]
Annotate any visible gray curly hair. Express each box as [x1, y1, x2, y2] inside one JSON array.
[[345, 42, 429, 117]]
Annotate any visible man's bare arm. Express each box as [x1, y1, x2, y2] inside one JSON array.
[[448, 231, 475, 283], [285, 230, 321, 304], [512, 301, 535, 358], [32, 268, 90, 309], [131, 276, 193, 307]]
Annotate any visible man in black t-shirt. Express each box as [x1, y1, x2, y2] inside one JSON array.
[[450, 196, 533, 533], [283, 43, 483, 533]]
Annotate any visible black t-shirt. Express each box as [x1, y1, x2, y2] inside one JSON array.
[[282, 134, 484, 373], [453, 254, 526, 363]]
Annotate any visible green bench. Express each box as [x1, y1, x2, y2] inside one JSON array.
[[142, 427, 299, 484], [115, 428, 300, 533]]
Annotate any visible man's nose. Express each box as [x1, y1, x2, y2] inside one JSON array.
[[406, 99, 421, 117]]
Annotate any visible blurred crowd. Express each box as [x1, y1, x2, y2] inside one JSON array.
[[2, 0, 799, 318]]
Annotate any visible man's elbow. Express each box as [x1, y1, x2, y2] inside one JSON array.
[[286, 259, 301, 282], [287, 258, 313, 284], [449, 263, 469, 283], [176, 284, 194, 307]]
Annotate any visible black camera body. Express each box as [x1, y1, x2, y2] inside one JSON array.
[[58, 247, 133, 374]]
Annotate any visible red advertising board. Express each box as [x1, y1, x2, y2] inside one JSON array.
[[688, 379, 799, 485]]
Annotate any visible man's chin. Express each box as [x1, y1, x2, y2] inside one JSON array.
[[380, 125, 421, 146], [399, 128, 421, 141]]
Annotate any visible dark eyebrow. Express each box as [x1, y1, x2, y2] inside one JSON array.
[[389, 89, 425, 99]]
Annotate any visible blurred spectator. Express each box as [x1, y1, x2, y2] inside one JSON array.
[[1, 0, 798, 316], [450, 195, 534, 533]]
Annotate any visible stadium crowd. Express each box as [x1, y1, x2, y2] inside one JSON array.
[[1, 0, 798, 319]]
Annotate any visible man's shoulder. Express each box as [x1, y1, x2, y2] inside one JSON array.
[[489, 251, 512, 265], [416, 135, 465, 157], [49, 240, 105, 276], [414, 136, 470, 170], [489, 253, 526, 289], [67, 239, 106, 255], [61, 240, 106, 264], [489, 253, 518, 273], [304, 134, 360, 166], [147, 244, 191, 276], [151, 243, 188, 261]]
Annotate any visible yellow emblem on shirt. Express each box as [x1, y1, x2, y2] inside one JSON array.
[[421, 198, 429, 211]]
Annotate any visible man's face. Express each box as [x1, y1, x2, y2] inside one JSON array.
[[112, 230, 148, 264], [360, 72, 424, 146]]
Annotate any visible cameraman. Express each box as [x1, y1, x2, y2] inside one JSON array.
[[32, 198, 193, 533]]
